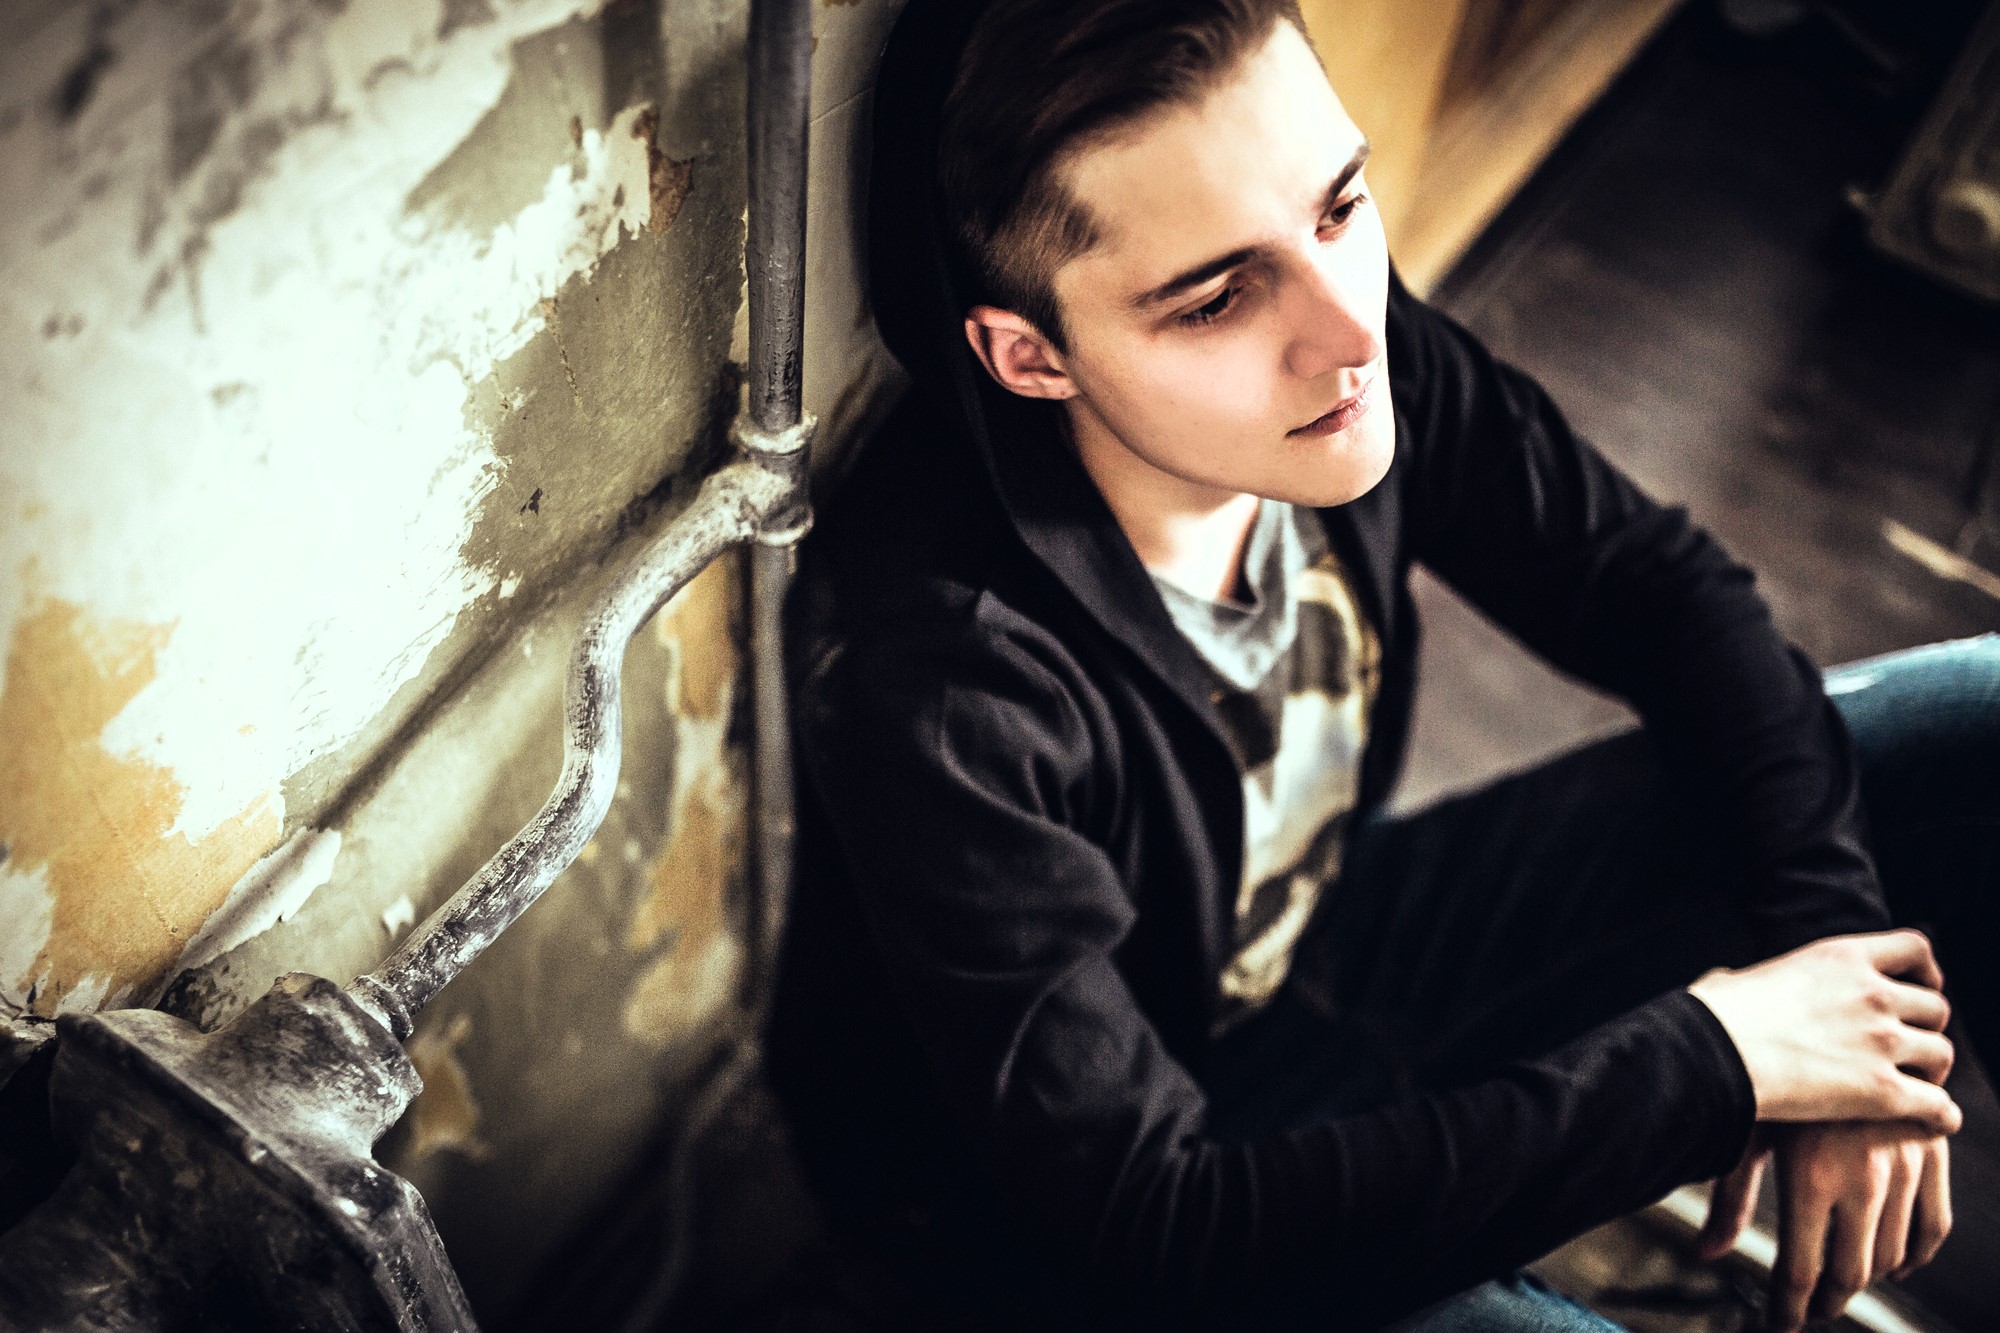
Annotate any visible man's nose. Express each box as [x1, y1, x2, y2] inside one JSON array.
[[1281, 254, 1379, 382]]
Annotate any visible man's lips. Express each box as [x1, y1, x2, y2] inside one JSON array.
[[1288, 375, 1378, 437]]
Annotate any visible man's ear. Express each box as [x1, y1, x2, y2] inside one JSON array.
[[963, 305, 1078, 400]]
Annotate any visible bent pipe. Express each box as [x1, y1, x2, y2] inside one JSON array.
[[0, 435, 811, 1333], [348, 443, 807, 1041], [0, 0, 818, 1324], [352, 0, 818, 1040]]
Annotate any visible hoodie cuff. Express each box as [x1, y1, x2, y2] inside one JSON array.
[[1660, 986, 1759, 1177]]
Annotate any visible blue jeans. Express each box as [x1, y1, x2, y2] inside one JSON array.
[[1389, 1272, 1623, 1333], [1205, 635, 2000, 1330]]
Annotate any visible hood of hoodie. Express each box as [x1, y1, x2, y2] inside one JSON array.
[[861, 0, 1238, 733]]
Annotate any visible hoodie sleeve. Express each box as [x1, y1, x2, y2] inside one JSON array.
[[1388, 276, 1889, 958], [803, 590, 1756, 1327]]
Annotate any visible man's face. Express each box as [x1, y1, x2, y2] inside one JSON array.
[[1035, 20, 1393, 510]]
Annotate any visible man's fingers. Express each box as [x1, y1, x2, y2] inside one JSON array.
[[1811, 1200, 1879, 1325], [1872, 1144, 1919, 1282], [1861, 928, 1945, 990], [1699, 1152, 1766, 1260], [1903, 1138, 1953, 1276], [1772, 1167, 1832, 1333], [1884, 1075, 1963, 1136], [1893, 1027, 1956, 1086], [1886, 978, 1952, 1032]]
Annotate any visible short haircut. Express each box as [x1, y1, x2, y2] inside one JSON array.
[[939, 0, 1308, 350]]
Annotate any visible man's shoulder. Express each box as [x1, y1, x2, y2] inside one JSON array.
[[813, 395, 1004, 585], [797, 552, 1089, 712], [805, 391, 1082, 645], [791, 561, 1109, 808]]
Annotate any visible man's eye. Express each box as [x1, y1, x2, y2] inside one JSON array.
[[1322, 193, 1368, 230], [1178, 284, 1239, 328]]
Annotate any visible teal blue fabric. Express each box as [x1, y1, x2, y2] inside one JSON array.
[[1388, 1273, 1624, 1333]]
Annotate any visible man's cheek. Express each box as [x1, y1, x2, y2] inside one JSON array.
[[1136, 355, 1236, 424], [1167, 347, 1268, 423]]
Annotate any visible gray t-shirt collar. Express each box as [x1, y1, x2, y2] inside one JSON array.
[[1148, 500, 1318, 693]]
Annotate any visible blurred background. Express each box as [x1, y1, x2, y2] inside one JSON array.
[[2, 0, 1997, 1329]]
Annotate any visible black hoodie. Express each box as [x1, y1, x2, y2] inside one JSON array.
[[765, 1, 1889, 1327]]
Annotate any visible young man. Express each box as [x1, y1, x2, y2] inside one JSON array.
[[767, 1, 1999, 1329]]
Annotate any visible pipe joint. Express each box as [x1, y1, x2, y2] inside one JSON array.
[[731, 412, 815, 460], [754, 510, 813, 547], [345, 973, 415, 1043], [734, 410, 815, 547]]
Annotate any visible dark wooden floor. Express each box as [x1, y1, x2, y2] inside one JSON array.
[[1402, 6, 2000, 1329]]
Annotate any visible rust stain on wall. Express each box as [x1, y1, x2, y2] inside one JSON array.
[[628, 763, 737, 954], [0, 595, 281, 1014], [404, 1012, 490, 1160], [622, 925, 740, 1045], [628, 556, 742, 955], [630, 105, 693, 236], [623, 557, 746, 1043], [656, 548, 739, 723]]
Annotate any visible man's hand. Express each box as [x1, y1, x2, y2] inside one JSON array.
[[1687, 929, 1960, 1133], [1696, 1124, 1952, 1332]]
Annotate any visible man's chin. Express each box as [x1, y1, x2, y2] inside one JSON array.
[[1271, 419, 1395, 508]]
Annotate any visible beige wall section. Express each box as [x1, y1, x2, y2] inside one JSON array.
[[1395, 0, 1681, 288], [0, 0, 907, 1315], [1300, 0, 1470, 252], [1305, 0, 1686, 291], [805, 0, 911, 477]]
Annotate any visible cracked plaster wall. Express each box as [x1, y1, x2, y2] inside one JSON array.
[[1, 0, 906, 1315]]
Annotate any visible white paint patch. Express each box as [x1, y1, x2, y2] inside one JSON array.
[[381, 893, 417, 937], [0, 862, 56, 1016], [0, 0, 651, 847], [174, 828, 345, 976], [53, 973, 112, 1018]]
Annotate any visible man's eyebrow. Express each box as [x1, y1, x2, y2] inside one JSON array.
[[1317, 137, 1372, 219], [1130, 138, 1372, 313]]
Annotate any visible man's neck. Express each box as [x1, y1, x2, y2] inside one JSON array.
[[1065, 400, 1262, 605]]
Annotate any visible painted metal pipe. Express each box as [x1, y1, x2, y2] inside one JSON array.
[[0, 1, 821, 1324], [743, 0, 816, 1002], [745, 0, 813, 438], [748, 493, 808, 1002], [348, 454, 799, 1042], [610, 3, 817, 1323], [347, 0, 818, 1044]]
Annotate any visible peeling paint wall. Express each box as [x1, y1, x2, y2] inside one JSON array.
[[1, 0, 907, 1317]]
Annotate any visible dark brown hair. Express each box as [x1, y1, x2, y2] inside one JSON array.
[[938, 0, 1308, 349]]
